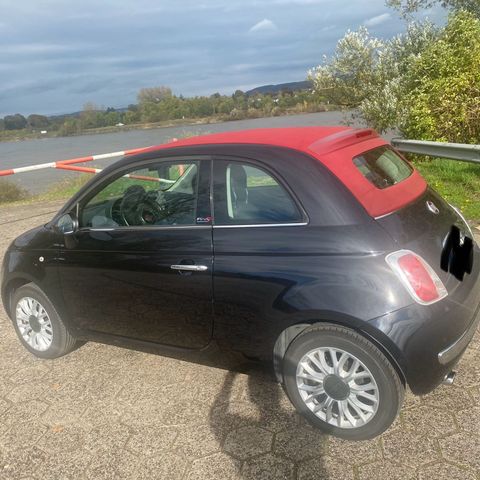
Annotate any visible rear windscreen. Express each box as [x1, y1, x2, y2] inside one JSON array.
[[353, 146, 412, 189]]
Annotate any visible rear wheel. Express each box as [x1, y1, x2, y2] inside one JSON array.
[[11, 283, 77, 359], [282, 324, 404, 440]]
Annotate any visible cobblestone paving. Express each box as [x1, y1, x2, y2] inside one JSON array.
[[0, 202, 479, 480]]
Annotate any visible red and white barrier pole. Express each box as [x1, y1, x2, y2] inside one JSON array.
[[0, 146, 151, 178], [55, 164, 103, 175], [56, 163, 171, 183]]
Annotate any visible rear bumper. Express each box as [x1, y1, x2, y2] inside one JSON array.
[[367, 270, 480, 395], [438, 310, 480, 365], [366, 236, 480, 395]]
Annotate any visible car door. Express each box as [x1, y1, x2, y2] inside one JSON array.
[[211, 157, 308, 357], [57, 157, 213, 349]]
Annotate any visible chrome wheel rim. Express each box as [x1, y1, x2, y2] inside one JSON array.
[[15, 297, 53, 352], [296, 347, 379, 429]]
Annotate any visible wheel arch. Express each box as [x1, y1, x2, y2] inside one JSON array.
[[273, 318, 407, 388], [1, 276, 33, 318]]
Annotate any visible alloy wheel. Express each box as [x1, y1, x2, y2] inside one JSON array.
[[15, 297, 53, 352], [296, 347, 379, 429]]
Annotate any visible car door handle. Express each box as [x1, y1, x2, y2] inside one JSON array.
[[170, 264, 208, 272]]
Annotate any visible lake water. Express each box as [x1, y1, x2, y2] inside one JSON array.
[[0, 111, 355, 194]]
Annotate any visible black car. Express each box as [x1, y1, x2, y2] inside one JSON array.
[[2, 127, 479, 440]]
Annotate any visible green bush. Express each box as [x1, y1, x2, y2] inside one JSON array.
[[0, 178, 29, 203], [308, 11, 480, 143], [308, 22, 438, 133], [401, 11, 480, 143]]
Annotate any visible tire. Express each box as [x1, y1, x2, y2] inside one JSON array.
[[282, 323, 404, 440], [11, 283, 77, 359]]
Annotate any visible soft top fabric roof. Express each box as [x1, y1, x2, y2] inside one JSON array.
[[142, 126, 351, 153], [135, 126, 426, 218]]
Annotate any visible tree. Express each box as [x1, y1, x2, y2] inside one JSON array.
[[188, 97, 215, 117], [308, 22, 437, 132], [232, 89, 245, 99], [400, 11, 480, 142], [123, 110, 139, 124], [104, 111, 121, 126], [59, 118, 80, 136], [309, 10, 480, 141], [137, 86, 172, 104], [308, 28, 384, 107], [80, 102, 100, 129], [217, 97, 235, 114], [387, 0, 480, 18], [27, 114, 49, 129], [360, 21, 438, 132], [4, 113, 27, 130]]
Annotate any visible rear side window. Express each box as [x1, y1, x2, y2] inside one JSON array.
[[353, 146, 412, 189], [213, 161, 302, 225]]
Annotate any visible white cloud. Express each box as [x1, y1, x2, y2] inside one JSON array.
[[364, 13, 391, 27], [1, 43, 84, 55], [249, 18, 278, 33]]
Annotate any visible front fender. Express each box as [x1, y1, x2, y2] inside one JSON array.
[[1, 249, 64, 322]]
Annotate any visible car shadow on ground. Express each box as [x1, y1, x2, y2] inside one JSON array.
[[208, 366, 328, 479], [88, 338, 329, 477]]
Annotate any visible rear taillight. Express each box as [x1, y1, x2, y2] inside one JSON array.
[[386, 250, 448, 305]]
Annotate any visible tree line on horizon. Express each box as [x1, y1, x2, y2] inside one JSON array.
[[0, 86, 327, 137]]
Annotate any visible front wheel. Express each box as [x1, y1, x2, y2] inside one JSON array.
[[11, 283, 77, 359], [282, 324, 404, 440]]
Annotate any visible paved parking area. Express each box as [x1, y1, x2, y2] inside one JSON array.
[[0, 202, 479, 480]]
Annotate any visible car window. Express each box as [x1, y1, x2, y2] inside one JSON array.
[[80, 161, 199, 228], [353, 146, 412, 189], [213, 161, 302, 225]]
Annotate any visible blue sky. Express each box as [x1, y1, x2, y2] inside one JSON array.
[[0, 0, 444, 117]]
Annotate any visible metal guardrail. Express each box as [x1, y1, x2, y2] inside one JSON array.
[[391, 138, 480, 164]]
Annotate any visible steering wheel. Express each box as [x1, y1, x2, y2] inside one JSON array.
[[119, 185, 164, 226]]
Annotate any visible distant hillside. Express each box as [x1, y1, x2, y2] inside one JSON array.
[[48, 111, 83, 120], [246, 80, 313, 96]]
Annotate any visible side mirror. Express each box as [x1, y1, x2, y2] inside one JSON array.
[[56, 213, 78, 235]]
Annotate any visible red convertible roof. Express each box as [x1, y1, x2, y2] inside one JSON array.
[[147, 126, 369, 153], [140, 126, 426, 218]]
